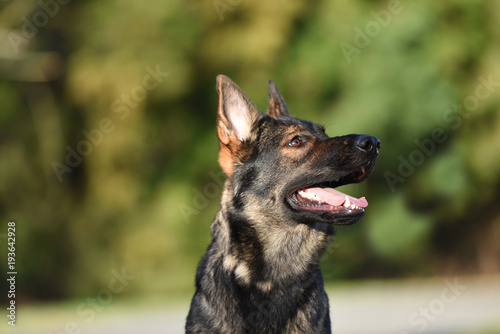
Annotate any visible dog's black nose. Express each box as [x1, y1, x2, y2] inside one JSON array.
[[355, 135, 380, 153]]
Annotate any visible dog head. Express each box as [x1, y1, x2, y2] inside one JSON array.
[[216, 75, 379, 226]]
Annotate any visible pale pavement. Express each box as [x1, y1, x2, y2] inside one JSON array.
[[8, 276, 500, 334]]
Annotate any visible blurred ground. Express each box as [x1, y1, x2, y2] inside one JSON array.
[[7, 276, 500, 334]]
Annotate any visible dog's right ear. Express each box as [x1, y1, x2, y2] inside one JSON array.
[[267, 80, 290, 118], [216, 75, 260, 177]]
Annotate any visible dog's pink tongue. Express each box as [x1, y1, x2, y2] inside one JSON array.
[[306, 187, 368, 208]]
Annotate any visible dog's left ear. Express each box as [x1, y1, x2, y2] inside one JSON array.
[[267, 80, 290, 118], [216, 75, 260, 177]]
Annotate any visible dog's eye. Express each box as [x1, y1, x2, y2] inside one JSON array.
[[288, 136, 302, 147]]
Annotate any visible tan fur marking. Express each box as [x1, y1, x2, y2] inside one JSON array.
[[223, 254, 238, 271], [256, 280, 273, 293], [234, 262, 251, 285], [218, 144, 234, 176]]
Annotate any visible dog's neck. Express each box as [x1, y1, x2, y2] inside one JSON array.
[[210, 180, 334, 293]]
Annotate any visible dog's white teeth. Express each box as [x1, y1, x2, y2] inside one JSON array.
[[343, 196, 361, 210], [299, 189, 320, 202], [298, 190, 308, 198]]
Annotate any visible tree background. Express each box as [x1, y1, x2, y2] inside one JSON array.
[[0, 0, 499, 304]]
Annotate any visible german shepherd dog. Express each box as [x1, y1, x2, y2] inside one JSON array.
[[186, 75, 380, 333]]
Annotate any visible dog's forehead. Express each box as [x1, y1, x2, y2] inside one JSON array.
[[269, 117, 321, 134]]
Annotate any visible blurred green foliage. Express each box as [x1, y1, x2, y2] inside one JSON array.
[[0, 0, 499, 301]]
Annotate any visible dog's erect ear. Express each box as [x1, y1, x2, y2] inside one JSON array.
[[267, 80, 290, 118], [216, 75, 260, 177]]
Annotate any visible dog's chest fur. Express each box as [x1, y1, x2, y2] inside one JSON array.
[[186, 181, 333, 333]]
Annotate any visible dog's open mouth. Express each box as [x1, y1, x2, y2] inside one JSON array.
[[287, 166, 370, 223], [295, 187, 367, 211]]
